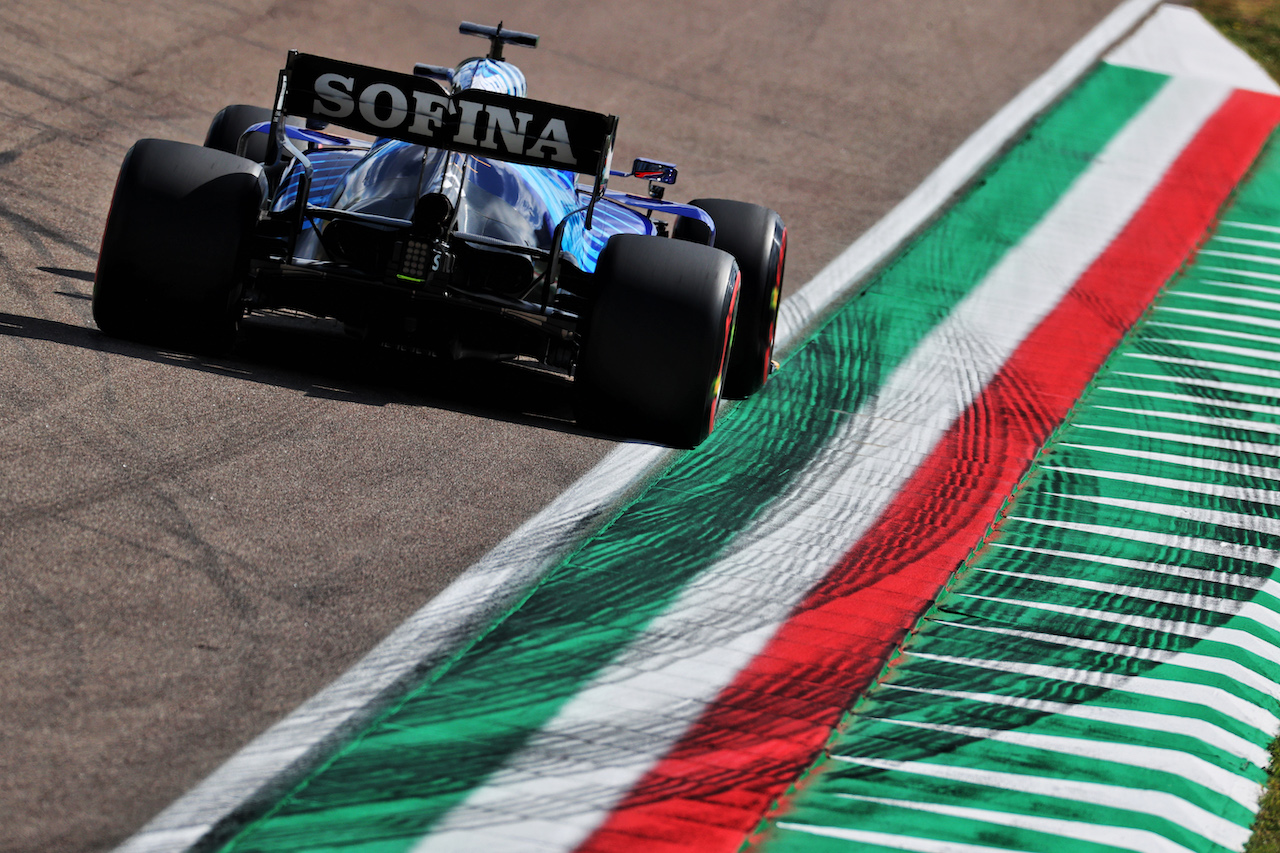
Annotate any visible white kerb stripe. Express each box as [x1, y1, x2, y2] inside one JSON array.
[[1170, 289, 1280, 313], [775, 821, 1057, 853], [1060, 441, 1280, 480], [1049, 491, 1280, 536], [913, 642, 1278, 739], [1042, 464, 1280, 503], [824, 794, 1204, 853], [1155, 304, 1280, 331], [1096, 405, 1280, 435], [883, 683, 1268, 770], [1199, 264, 1280, 284], [989, 541, 1275, 589], [871, 717, 1261, 808], [1073, 423, 1280, 458], [829, 755, 1250, 850], [1111, 370, 1280, 400], [1135, 337, 1280, 363], [1126, 350, 1280, 379], [933, 616, 1280, 710], [1210, 234, 1280, 254]]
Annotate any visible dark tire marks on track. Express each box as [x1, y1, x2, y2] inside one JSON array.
[[0, 1, 1123, 850]]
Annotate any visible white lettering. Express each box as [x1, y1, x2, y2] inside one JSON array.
[[306, 72, 587, 169], [358, 82, 408, 129], [525, 118, 575, 166], [408, 90, 452, 136], [312, 73, 355, 119], [453, 100, 486, 147], [483, 107, 533, 154]]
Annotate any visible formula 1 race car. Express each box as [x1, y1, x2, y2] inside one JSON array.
[[93, 22, 786, 448]]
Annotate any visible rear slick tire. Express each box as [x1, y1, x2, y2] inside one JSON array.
[[203, 104, 274, 162], [577, 235, 740, 448], [204, 104, 302, 189], [93, 139, 266, 351], [674, 198, 787, 399]]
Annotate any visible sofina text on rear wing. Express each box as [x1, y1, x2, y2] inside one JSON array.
[[278, 52, 617, 178]]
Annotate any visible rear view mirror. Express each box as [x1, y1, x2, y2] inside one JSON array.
[[630, 158, 678, 185]]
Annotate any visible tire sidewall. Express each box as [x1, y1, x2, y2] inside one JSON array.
[[675, 198, 786, 399], [577, 235, 740, 447], [93, 139, 266, 349]]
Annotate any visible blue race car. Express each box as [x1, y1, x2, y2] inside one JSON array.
[[93, 22, 786, 447]]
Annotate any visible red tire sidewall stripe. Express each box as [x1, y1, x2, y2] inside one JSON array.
[[710, 268, 742, 436]]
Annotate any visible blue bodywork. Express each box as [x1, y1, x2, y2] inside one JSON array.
[[274, 143, 655, 274], [265, 53, 674, 277]]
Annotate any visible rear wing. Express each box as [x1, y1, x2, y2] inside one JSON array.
[[277, 52, 617, 179]]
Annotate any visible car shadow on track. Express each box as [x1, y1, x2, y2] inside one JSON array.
[[2, 295, 603, 440]]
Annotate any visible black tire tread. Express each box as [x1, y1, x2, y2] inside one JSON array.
[[675, 198, 786, 399], [93, 138, 265, 350], [577, 234, 739, 447]]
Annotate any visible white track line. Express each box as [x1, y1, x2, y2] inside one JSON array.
[[829, 755, 1251, 851], [802, 793, 1208, 853]]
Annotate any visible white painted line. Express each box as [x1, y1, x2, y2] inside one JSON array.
[[1049, 491, 1280, 536], [1106, 3, 1280, 94], [1199, 265, 1280, 284], [1212, 234, 1280, 253], [901, 652, 1278, 751], [975, 567, 1280, 629], [822, 793, 1207, 853], [1126, 348, 1280, 379], [963, 589, 1280, 673], [114, 441, 670, 851], [883, 684, 1267, 770], [1191, 279, 1280, 296], [1043, 464, 1280, 502], [115, 1, 1165, 849], [1154, 305, 1280, 332], [775, 820, 1040, 853], [1201, 248, 1280, 268], [1111, 373, 1280, 402], [990, 541, 1278, 590], [890, 676, 1269, 768], [830, 754, 1252, 850], [1074, 422, 1280, 457], [1059, 441, 1280, 480], [1100, 385, 1280, 415], [1010, 515, 1280, 564], [1170, 289, 1280, 312], [1223, 220, 1280, 235], [1144, 337, 1280, 363], [937, 616, 1279, 669], [1150, 327, 1280, 354], [936, 617, 1280, 718], [1097, 404, 1280, 434]]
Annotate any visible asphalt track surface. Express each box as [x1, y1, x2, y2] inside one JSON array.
[[0, 2, 1127, 850]]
